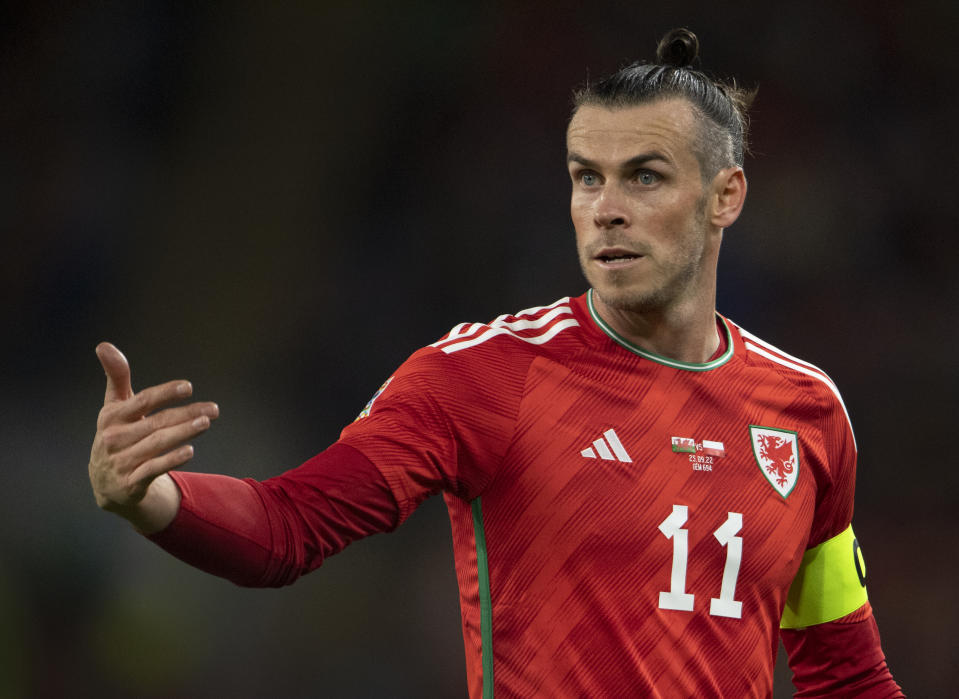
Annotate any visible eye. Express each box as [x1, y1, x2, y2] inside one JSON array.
[[580, 172, 599, 187], [635, 170, 660, 186]]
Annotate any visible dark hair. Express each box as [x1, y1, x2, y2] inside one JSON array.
[[572, 28, 755, 179]]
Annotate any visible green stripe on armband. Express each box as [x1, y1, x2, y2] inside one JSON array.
[[780, 524, 868, 629]]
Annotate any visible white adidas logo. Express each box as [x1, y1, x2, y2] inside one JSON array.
[[581, 429, 632, 463]]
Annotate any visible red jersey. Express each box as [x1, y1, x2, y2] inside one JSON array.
[[336, 291, 853, 697], [155, 291, 900, 697]]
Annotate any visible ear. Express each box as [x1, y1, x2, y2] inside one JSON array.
[[708, 167, 747, 228]]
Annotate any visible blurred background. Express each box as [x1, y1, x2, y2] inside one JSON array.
[[2, 1, 956, 696]]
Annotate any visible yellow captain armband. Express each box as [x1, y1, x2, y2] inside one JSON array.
[[780, 524, 868, 629]]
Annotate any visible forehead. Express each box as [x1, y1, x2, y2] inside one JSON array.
[[566, 99, 699, 166]]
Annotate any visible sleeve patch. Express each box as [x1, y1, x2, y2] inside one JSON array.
[[780, 524, 868, 629], [354, 376, 394, 421]]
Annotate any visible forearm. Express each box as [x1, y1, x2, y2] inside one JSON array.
[[147, 443, 399, 587]]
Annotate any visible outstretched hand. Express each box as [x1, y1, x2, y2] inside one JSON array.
[[88, 343, 219, 531]]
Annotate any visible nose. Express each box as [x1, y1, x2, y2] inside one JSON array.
[[594, 186, 630, 229]]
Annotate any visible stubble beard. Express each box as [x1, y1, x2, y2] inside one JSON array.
[[587, 253, 702, 315], [581, 211, 710, 316]]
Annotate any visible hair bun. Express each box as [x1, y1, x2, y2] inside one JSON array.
[[655, 28, 700, 68]]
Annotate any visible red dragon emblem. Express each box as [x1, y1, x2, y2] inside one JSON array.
[[757, 434, 796, 487]]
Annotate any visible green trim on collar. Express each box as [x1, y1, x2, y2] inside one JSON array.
[[586, 289, 734, 371]]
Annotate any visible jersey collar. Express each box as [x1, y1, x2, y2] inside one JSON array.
[[586, 288, 734, 372]]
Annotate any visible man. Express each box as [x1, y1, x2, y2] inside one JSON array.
[[90, 29, 902, 697]]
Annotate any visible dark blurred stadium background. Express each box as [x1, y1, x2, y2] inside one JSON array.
[[2, 2, 955, 696]]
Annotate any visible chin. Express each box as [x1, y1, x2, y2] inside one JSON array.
[[592, 283, 668, 314]]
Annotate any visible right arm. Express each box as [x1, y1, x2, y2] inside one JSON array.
[[89, 339, 515, 587]]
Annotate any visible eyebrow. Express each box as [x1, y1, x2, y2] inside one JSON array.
[[566, 150, 671, 169]]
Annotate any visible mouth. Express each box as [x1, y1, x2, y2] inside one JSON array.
[[594, 248, 643, 266]]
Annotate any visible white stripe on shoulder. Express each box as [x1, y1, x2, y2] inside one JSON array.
[[512, 296, 572, 318], [436, 297, 579, 354], [430, 322, 486, 348], [491, 305, 572, 331], [741, 339, 857, 452], [737, 325, 831, 380], [441, 318, 579, 354]]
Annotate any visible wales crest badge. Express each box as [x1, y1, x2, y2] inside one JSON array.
[[749, 425, 800, 498]]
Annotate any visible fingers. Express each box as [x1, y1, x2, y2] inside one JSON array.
[[96, 342, 134, 404], [103, 402, 220, 452], [102, 379, 195, 425], [124, 413, 214, 467], [100, 403, 218, 455]]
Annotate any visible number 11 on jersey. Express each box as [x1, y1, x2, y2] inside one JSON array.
[[658, 505, 744, 619]]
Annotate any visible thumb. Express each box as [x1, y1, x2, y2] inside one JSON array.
[[96, 342, 134, 403]]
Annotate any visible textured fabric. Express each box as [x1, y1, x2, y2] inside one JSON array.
[[782, 602, 902, 697], [151, 443, 397, 587]]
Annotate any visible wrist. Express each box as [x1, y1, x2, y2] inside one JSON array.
[[121, 474, 182, 535]]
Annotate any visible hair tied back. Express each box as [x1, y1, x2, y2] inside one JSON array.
[[655, 28, 700, 68]]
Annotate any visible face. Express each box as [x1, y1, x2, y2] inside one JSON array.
[[567, 99, 720, 316]]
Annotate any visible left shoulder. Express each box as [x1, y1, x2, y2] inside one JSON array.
[[726, 318, 856, 444], [727, 319, 841, 399]]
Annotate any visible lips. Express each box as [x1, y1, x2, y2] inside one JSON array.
[[595, 247, 643, 265]]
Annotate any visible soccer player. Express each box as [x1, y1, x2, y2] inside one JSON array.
[[89, 28, 902, 697]]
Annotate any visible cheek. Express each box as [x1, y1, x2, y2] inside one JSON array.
[[648, 196, 700, 232], [569, 196, 593, 229]]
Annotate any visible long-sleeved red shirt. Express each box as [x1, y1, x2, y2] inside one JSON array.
[[151, 293, 902, 697]]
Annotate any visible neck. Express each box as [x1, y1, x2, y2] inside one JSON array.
[[589, 289, 720, 364]]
